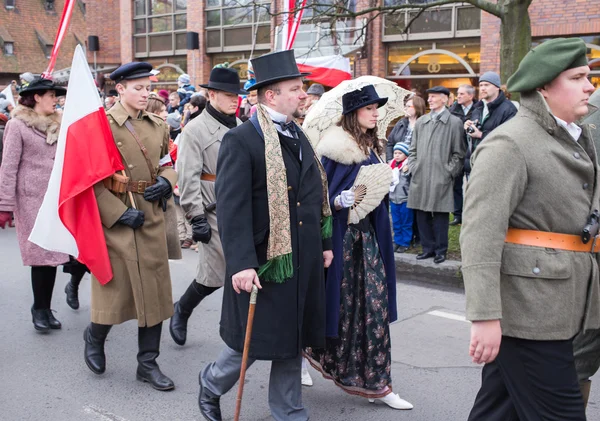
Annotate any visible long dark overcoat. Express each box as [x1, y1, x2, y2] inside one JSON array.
[[215, 115, 329, 360], [315, 125, 398, 337]]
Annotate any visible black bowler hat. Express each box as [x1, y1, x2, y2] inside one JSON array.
[[426, 86, 450, 96], [248, 50, 310, 91], [200, 67, 248, 95], [19, 77, 66, 96], [342, 85, 388, 116], [110, 62, 154, 82]]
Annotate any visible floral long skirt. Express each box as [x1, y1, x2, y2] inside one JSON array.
[[305, 223, 392, 398]]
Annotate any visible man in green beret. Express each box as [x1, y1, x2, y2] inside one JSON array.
[[461, 37, 596, 420]]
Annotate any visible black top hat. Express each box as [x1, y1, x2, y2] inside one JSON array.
[[342, 85, 388, 115], [200, 67, 248, 95], [19, 77, 67, 96], [110, 62, 154, 82], [247, 50, 310, 91]]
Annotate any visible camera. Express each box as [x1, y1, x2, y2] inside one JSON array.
[[466, 126, 476, 134], [466, 120, 480, 135]]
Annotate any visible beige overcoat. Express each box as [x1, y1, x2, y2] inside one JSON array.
[[177, 110, 241, 287], [91, 101, 178, 327], [460, 92, 600, 340]]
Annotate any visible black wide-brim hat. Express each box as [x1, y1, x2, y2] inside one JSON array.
[[342, 85, 388, 115], [19, 77, 67, 96], [247, 50, 310, 91], [200, 67, 248, 95]]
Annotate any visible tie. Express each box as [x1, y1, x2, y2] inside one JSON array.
[[275, 120, 298, 138]]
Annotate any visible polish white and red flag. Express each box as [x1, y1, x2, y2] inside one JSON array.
[[29, 45, 123, 285], [297, 55, 352, 87]]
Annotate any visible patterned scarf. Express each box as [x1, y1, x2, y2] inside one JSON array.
[[256, 104, 332, 283]]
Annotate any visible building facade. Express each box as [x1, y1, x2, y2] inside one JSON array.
[[1, 0, 599, 94]]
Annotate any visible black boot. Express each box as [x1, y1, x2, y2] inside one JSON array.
[[31, 306, 50, 332], [136, 323, 175, 391], [46, 310, 62, 329], [170, 281, 217, 346], [84, 323, 112, 374], [64, 276, 80, 310]]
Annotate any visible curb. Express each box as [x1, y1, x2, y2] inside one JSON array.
[[394, 252, 464, 289]]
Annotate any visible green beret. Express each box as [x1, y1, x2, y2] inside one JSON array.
[[507, 38, 588, 93]]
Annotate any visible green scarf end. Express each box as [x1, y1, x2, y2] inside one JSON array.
[[258, 253, 294, 283], [321, 215, 333, 239]]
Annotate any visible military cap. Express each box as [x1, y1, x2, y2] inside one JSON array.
[[110, 62, 154, 82], [507, 38, 589, 93], [426, 86, 450, 96]]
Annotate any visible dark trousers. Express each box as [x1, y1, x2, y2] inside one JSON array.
[[415, 210, 448, 256], [469, 336, 586, 421], [453, 173, 464, 220], [31, 266, 57, 310]]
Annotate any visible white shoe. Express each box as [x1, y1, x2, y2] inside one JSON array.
[[301, 367, 313, 387], [368, 393, 413, 410]]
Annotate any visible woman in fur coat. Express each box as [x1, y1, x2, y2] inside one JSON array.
[[0, 78, 69, 332], [305, 85, 413, 410]]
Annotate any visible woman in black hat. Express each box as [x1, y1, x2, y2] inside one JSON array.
[[0, 77, 70, 332], [305, 85, 413, 410]]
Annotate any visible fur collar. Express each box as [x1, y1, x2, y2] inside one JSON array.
[[316, 124, 370, 165], [11, 105, 61, 145]]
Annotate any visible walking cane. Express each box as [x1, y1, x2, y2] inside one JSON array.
[[234, 284, 259, 421]]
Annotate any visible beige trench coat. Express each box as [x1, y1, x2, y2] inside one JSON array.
[[460, 92, 600, 340], [406, 108, 465, 213], [91, 102, 178, 327], [177, 110, 241, 287]]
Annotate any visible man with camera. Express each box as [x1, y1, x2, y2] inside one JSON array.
[[461, 38, 597, 420], [464, 72, 517, 171]]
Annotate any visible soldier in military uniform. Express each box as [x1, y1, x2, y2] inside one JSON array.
[[169, 67, 246, 346], [83, 62, 178, 391], [461, 38, 598, 420]]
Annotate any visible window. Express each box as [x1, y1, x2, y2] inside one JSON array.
[[133, 0, 187, 57], [5, 0, 16, 9], [44, 0, 55, 12], [35, 29, 53, 58], [77, 0, 86, 15], [383, 5, 480, 41], [4, 41, 13, 55], [204, 0, 271, 53]]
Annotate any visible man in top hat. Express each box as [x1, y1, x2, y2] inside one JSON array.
[[169, 67, 246, 346], [83, 62, 178, 391], [461, 38, 597, 420], [197, 49, 333, 421], [406, 85, 465, 264]]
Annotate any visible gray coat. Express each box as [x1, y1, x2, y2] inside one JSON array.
[[406, 108, 465, 212], [177, 110, 241, 287], [584, 89, 600, 151], [460, 91, 600, 340]]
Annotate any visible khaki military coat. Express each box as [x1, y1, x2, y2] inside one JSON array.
[[460, 92, 600, 340], [91, 101, 178, 327], [406, 108, 465, 212], [177, 110, 241, 287]]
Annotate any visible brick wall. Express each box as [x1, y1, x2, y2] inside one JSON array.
[[85, 0, 121, 66], [119, 0, 133, 64], [480, 0, 600, 75], [187, 0, 211, 87]]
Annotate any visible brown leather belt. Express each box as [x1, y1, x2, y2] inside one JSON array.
[[505, 228, 600, 253], [201, 173, 216, 182], [127, 180, 156, 194]]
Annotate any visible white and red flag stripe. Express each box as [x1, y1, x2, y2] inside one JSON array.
[[297, 55, 352, 87], [42, 0, 76, 78], [29, 45, 123, 285]]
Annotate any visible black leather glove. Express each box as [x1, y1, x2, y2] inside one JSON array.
[[117, 208, 145, 229], [143, 176, 172, 202], [191, 215, 212, 244]]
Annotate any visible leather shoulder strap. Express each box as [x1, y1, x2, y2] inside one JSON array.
[[123, 120, 157, 181]]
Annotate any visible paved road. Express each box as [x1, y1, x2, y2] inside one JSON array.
[[1, 226, 599, 420]]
